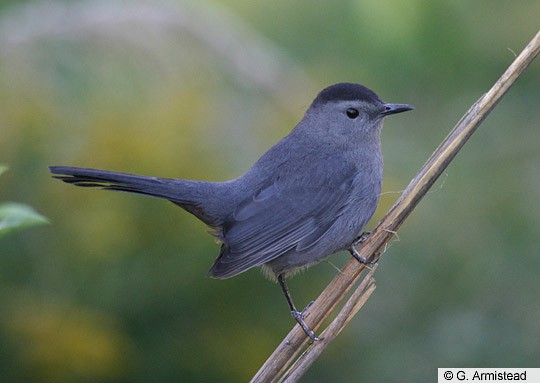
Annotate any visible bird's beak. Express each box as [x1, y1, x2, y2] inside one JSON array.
[[381, 103, 415, 116]]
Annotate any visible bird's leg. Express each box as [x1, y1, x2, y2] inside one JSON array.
[[349, 231, 378, 264], [277, 274, 322, 341]]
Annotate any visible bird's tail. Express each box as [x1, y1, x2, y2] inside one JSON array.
[[49, 166, 224, 227]]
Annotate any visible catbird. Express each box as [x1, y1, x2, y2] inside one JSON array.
[[49, 82, 414, 340]]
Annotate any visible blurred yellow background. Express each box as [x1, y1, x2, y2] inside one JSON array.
[[1, 1, 539, 382]]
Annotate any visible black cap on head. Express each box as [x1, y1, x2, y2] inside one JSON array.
[[311, 83, 383, 107]]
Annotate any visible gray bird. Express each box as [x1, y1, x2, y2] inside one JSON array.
[[49, 82, 414, 340]]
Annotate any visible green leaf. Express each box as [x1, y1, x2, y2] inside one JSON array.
[[0, 202, 50, 237]]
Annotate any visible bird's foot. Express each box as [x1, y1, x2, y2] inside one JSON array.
[[291, 301, 322, 341], [349, 231, 378, 265]]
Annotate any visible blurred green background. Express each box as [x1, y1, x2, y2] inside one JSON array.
[[1, 1, 539, 381]]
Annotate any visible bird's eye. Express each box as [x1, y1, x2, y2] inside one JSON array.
[[346, 108, 359, 119]]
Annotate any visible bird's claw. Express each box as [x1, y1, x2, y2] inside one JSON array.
[[352, 231, 371, 246], [301, 300, 315, 316], [290, 302, 323, 341], [349, 231, 378, 265]]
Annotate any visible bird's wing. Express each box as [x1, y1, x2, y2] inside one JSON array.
[[209, 163, 357, 278]]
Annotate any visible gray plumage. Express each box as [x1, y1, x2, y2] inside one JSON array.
[[50, 82, 414, 340]]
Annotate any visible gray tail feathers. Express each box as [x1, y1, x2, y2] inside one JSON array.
[[49, 166, 223, 227]]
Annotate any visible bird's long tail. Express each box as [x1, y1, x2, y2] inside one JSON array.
[[49, 166, 224, 227]]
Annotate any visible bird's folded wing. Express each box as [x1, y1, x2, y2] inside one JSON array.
[[209, 166, 355, 278]]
